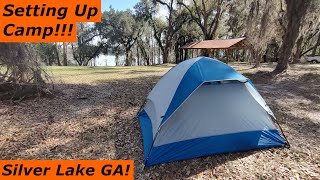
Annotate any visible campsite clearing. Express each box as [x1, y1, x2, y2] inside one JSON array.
[[0, 63, 319, 179]]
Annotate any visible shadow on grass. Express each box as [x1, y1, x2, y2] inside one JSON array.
[[243, 70, 320, 147], [272, 101, 320, 140], [286, 73, 320, 102], [124, 70, 165, 75], [242, 71, 274, 84]]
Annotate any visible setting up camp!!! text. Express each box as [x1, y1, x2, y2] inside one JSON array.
[[1, 4, 98, 40], [3, 4, 98, 20]]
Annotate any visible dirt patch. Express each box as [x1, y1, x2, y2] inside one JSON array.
[[0, 64, 319, 179]]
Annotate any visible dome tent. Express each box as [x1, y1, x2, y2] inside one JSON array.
[[138, 57, 288, 167]]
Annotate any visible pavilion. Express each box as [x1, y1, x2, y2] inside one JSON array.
[[179, 37, 247, 63]]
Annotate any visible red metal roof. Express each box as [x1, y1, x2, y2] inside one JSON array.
[[180, 38, 246, 49]]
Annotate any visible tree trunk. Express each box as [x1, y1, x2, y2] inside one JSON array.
[[311, 33, 320, 56], [175, 44, 180, 64], [125, 49, 130, 66], [241, 49, 246, 62], [274, 0, 311, 73], [137, 45, 140, 66], [253, 51, 262, 68], [83, 59, 89, 66], [151, 34, 154, 65], [56, 56, 61, 66], [130, 51, 134, 66], [162, 40, 173, 64], [162, 50, 169, 64], [63, 43, 68, 66], [54, 43, 61, 66], [158, 46, 161, 64], [293, 36, 303, 63], [115, 53, 119, 66]]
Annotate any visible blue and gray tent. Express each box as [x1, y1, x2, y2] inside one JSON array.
[[138, 57, 288, 167]]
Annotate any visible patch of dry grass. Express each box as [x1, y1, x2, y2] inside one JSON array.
[[0, 63, 319, 179], [45, 65, 173, 84]]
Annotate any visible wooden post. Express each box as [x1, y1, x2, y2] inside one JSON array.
[[184, 49, 188, 60], [226, 49, 230, 64]]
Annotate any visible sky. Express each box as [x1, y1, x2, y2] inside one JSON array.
[[102, 0, 139, 11], [92, 1, 140, 66], [96, 0, 167, 66], [101, 0, 168, 19]]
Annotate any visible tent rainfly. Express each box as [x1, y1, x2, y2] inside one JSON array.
[[138, 57, 288, 167]]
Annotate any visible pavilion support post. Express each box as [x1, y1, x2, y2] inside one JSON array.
[[182, 49, 185, 61], [226, 49, 230, 64], [184, 49, 188, 60]]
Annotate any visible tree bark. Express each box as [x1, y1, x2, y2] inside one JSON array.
[[115, 53, 120, 66], [311, 33, 320, 56], [125, 49, 130, 66], [293, 36, 303, 63], [63, 42, 68, 66], [137, 45, 140, 66], [253, 51, 262, 68], [162, 49, 169, 64], [54, 43, 61, 66], [274, 0, 311, 73]]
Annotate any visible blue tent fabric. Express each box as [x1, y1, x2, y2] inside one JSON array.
[[137, 110, 153, 161], [138, 57, 288, 167], [162, 58, 247, 124], [146, 130, 286, 166]]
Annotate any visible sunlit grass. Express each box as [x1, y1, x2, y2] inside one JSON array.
[[44, 63, 319, 85], [45, 65, 173, 84]]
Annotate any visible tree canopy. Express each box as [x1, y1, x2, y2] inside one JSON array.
[[4, 0, 319, 71]]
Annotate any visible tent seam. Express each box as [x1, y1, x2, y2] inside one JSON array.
[[196, 61, 204, 81], [145, 58, 202, 165]]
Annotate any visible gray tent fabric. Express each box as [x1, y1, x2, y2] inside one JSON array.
[[138, 57, 288, 167], [154, 82, 277, 147]]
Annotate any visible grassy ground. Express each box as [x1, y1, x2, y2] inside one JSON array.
[[0, 63, 319, 179]]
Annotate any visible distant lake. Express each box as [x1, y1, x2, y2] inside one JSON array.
[[94, 54, 117, 66], [93, 54, 162, 66]]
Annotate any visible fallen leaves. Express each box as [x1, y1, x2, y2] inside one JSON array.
[[0, 64, 319, 179]]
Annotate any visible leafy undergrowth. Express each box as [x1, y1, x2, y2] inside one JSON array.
[[0, 63, 319, 179]]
